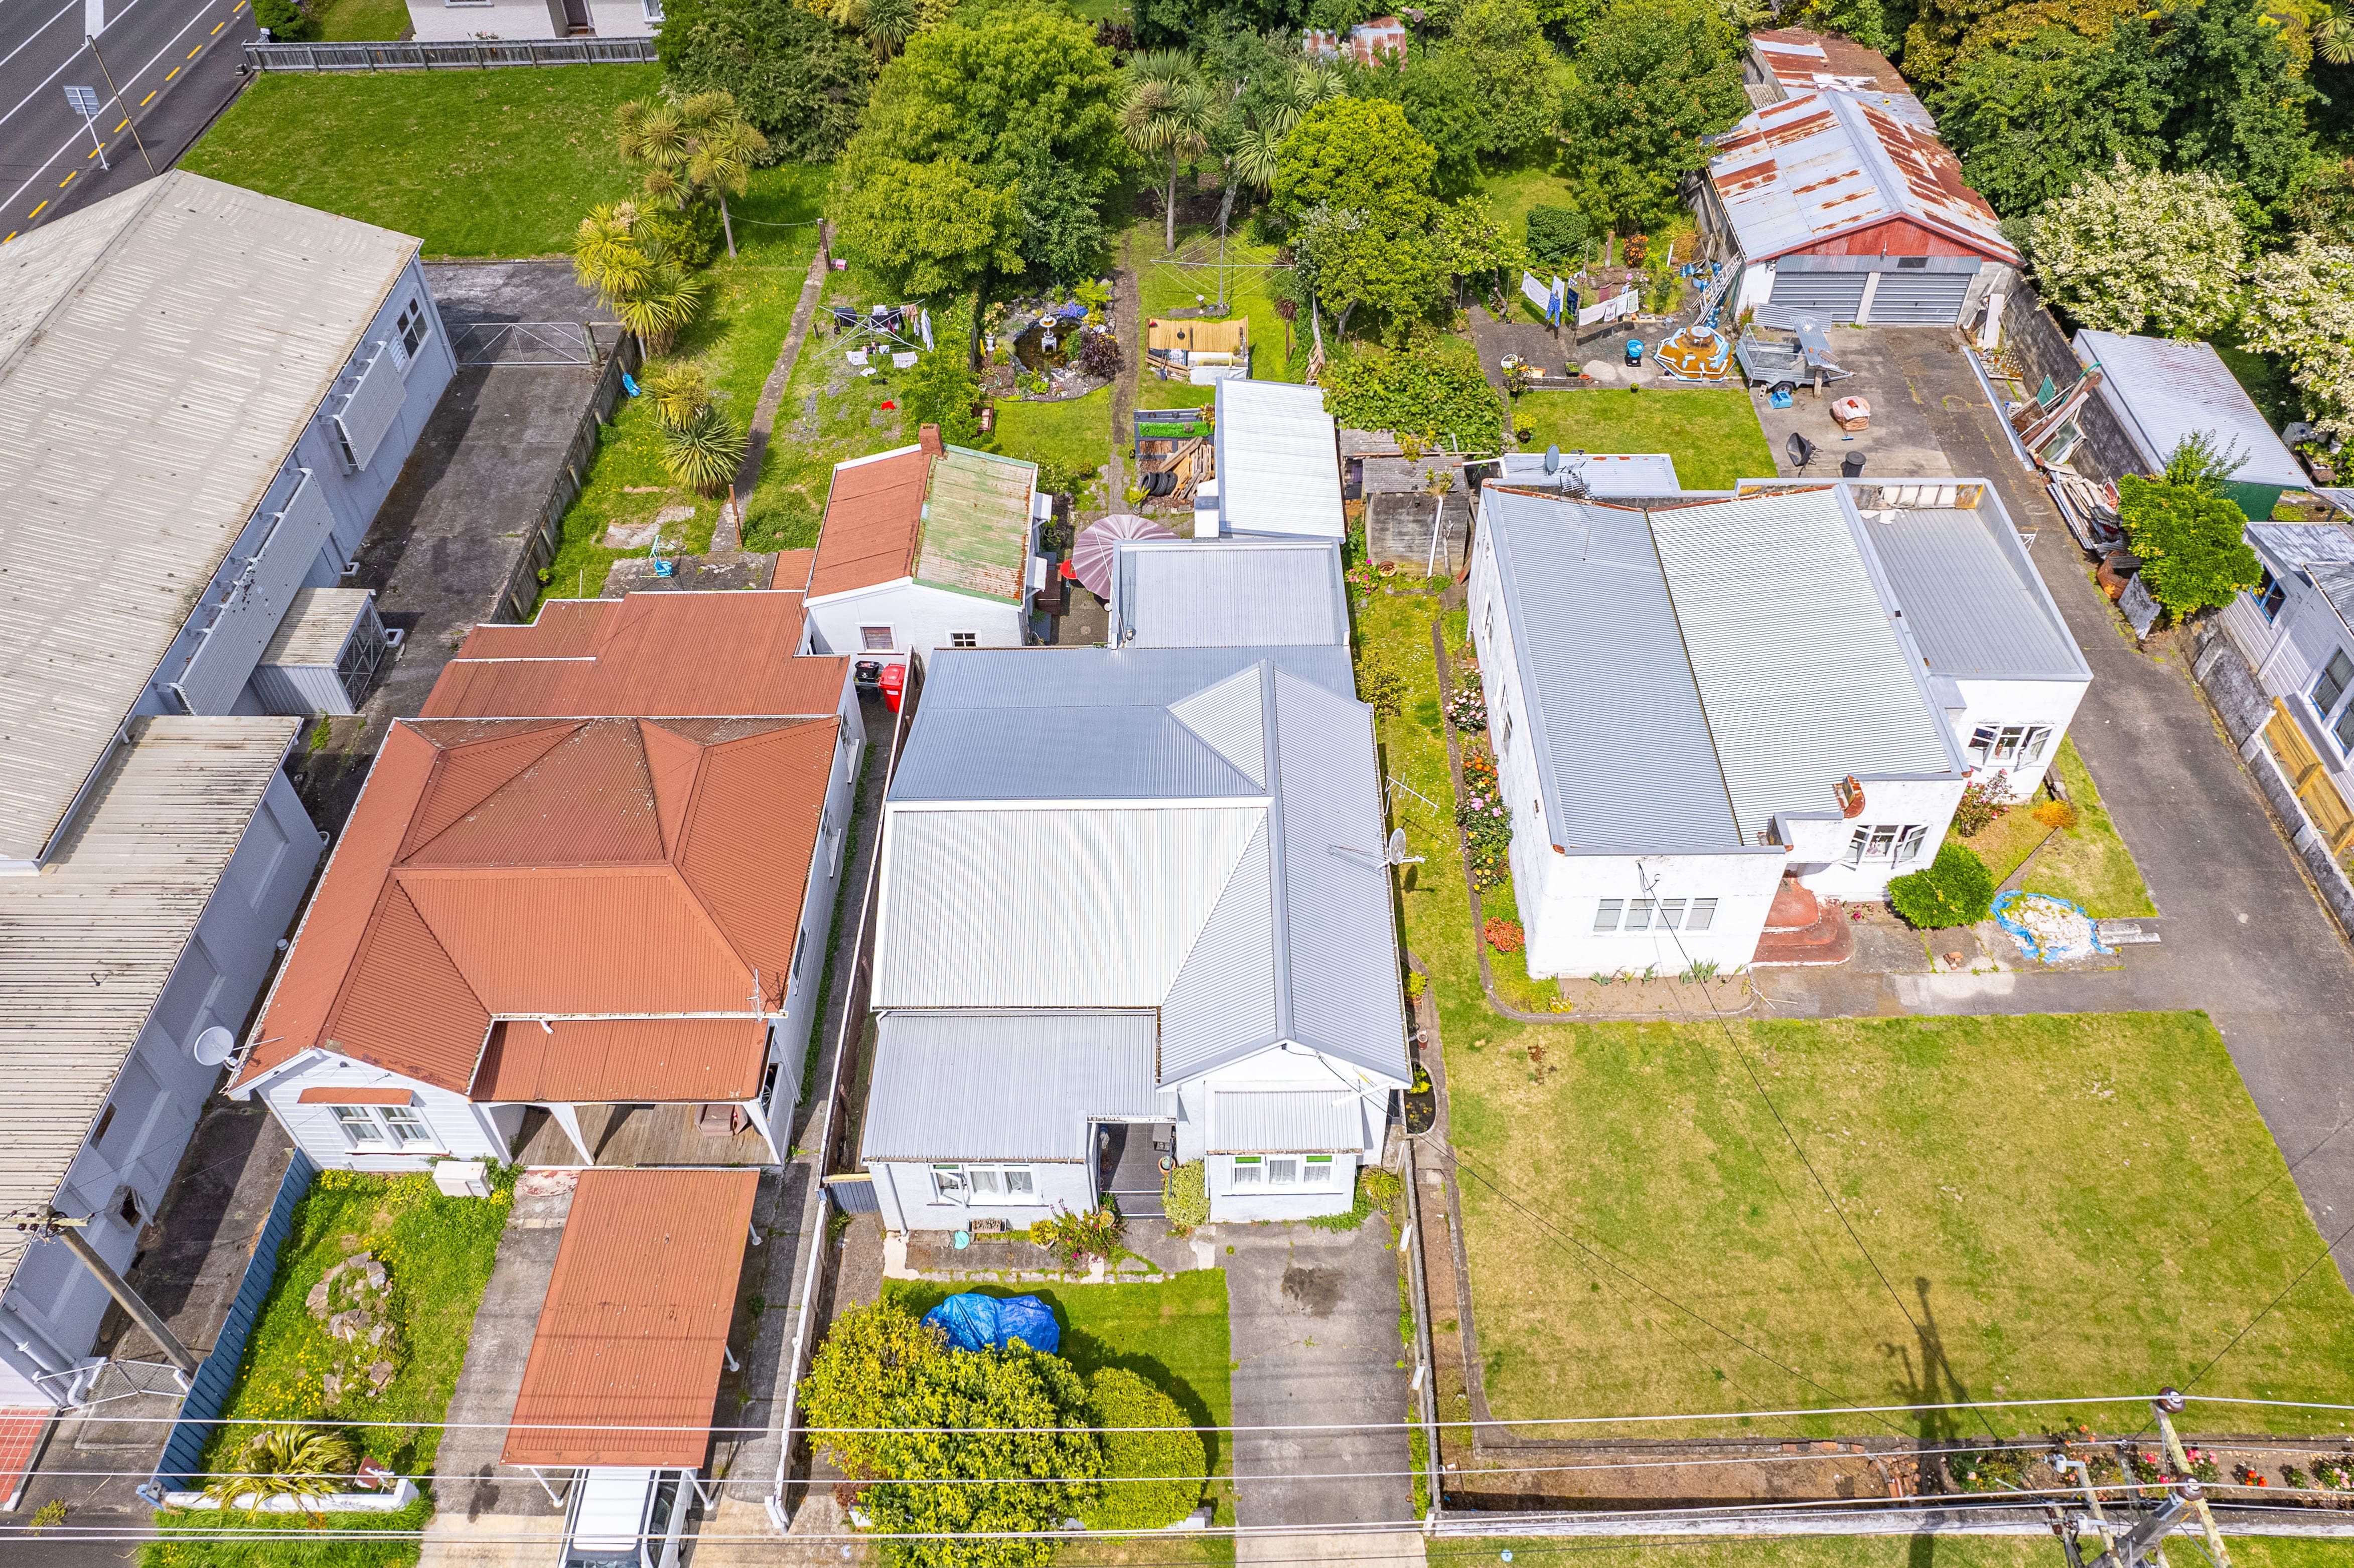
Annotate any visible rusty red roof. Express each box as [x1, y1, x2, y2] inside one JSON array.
[[808, 446, 931, 600], [1750, 28, 1914, 102], [502, 1169, 759, 1469]]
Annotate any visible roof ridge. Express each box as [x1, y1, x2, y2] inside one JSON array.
[[0, 172, 178, 388], [1258, 661, 1294, 1044]]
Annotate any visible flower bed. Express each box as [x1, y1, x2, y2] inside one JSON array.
[[1456, 749, 1512, 890]]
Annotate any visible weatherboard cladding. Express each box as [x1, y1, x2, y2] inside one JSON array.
[[1857, 508, 2086, 681], [859, 1012, 1163, 1162], [1482, 488, 1742, 853], [1114, 539, 1350, 648], [1650, 490, 1954, 840], [1211, 1090, 1366, 1153]]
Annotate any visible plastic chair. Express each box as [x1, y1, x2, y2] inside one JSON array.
[[1787, 432, 1818, 474]]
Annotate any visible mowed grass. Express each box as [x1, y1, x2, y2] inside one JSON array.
[[1355, 592, 2354, 1440], [994, 387, 1112, 495], [1951, 738, 2158, 919], [1511, 387, 1774, 490], [148, 1498, 433, 1568], [1134, 219, 1306, 385], [183, 66, 660, 256], [316, 0, 410, 40], [1458, 1541, 2354, 1568]]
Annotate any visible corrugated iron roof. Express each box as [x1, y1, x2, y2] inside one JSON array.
[[0, 173, 418, 866], [1706, 92, 2015, 264], [502, 1168, 758, 1469], [259, 589, 377, 669], [2250, 523, 2354, 577], [1649, 489, 1958, 839], [1209, 1090, 1365, 1153], [1854, 505, 2088, 681], [426, 593, 841, 719], [1748, 28, 1929, 126], [473, 1017, 770, 1103], [1493, 453, 1686, 497], [916, 445, 1037, 604], [1111, 539, 1349, 648], [1216, 381, 1346, 540], [0, 717, 298, 1297], [2075, 331, 2308, 489], [240, 715, 833, 1096], [859, 1012, 1162, 1161], [808, 446, 931, 599]]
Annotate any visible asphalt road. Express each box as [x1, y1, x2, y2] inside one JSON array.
[[0, 0, 256, 241]]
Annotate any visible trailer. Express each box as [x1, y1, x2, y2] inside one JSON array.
[[1735, 318, 1851, 392]]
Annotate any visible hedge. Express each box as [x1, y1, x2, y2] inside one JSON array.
[[1082, 1367, 1204, 1529]]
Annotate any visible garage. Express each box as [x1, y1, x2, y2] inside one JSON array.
[[1865, 261, 1981, 325], [1757, 269, 1868, 327]]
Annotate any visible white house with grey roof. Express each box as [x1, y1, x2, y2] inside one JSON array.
[[1106, 538, 1349, 649], [858, 642, 1409, 1228], [0, 172, 443, 1405], [2215, 521, 2354, 823], [1470, 478, 2086, 977]]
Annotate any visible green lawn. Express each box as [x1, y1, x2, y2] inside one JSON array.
[[315, 0, 409, 41], [1358, 592, 2354, 1442], [1951, 738, 2158, 919], [994, 387, 1113, 499], [1478, 155, 1579, 240], [881, 1270, 1234, 1553], [1134, 218, 1307, 386], [536, 166, 826, 606], [1511, 387, 1774, 489], [182, 66, 661, 256], [1456, 1541, 2354, 1568], [148, 1498, 433, 1568]]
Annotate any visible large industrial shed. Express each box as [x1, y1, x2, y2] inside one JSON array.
[[0, 172, 452, 1412], [1694, 32, 2019, 330]]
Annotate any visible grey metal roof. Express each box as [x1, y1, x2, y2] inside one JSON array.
[[0, 173, 418, 865], [1210, 1090, 1366, 1153], [874, 649, 1409, 1089], [2249, 522, 2354, 575], [2076, 331, 2306, 489], [1215, 380, 1346, 540], [887, 708, 1262, 801], [260, 588, 377, 669], [1496, 452, 1685, 497], [1650, 489, 1957, 839], [859, 1011, 1162, 1162], [2312, 562, 2354, 636], [1480, 488, 1744, 854], [1111, 539, 1349, 648], [0, 716, 299, 1295], [1855, 507, 2088, 680]]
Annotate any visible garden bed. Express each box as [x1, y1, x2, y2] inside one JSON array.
[[1949, 739, 2157, 918]]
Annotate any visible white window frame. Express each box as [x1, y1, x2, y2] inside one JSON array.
[[1304, 1154, 1336, 1185], [392, 298, 429, 368], [329, 1103, 442, 1153], [2315, 651, 2354, 723], [1230, 1156, 1264, 1187], [1845, 824, 1928, 868], [1966, 724, 2051, 767], [928, 1163, 1040, 1205], [642, 0, 663, 18], [949, 631, 979, 649], [860, 625, 896, 652]]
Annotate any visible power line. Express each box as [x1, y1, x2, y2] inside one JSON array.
[[2177, 1213, 2354, 1401]]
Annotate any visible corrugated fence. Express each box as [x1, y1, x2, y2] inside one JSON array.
[[243, 38, 658, 72], [149, 1149, 319, 1492], [497, 334, 643, 623]]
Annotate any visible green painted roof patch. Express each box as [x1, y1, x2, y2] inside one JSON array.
[[916, 444, 1037, 604]]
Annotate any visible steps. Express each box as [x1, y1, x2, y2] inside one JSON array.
[[1751, 875, 1854, 967]]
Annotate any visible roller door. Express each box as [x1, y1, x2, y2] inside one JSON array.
[[1865, 268, 1976, 325], [1755, 270, 1868, 327]]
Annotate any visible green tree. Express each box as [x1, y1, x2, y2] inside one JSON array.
[[2241, 237, 2354, 440], [1273, 96, 1437, 225], [657, 0, 873, 165], [616, 92, 771, 257], [833, 157, 1023, 295], [902, 348, 984, 444], [1444, 0, 1562, 160], [1886, 843, 1998, 929], [1122, 50, 1221, 252], [1929, 26, 2166, 218], [1556, 0, 1749, 233], [1791, 0, 1889, 48], [1082, 1368, 1206, 1529], [2115, 473, 2261, 620], [1433, 197, 1525, 303], [1346, 50, 1488, 194], [2024, 156, 2246, 337]]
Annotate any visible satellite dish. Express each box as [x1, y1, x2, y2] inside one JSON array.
[[1543, 444, 1561, 474], [192, 1026, 235, 1067], [1384, 828, 1424, 867]]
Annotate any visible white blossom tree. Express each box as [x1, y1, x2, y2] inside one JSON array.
[[2026, 156, 2247, 338], [2242, 237, 2354, 442]]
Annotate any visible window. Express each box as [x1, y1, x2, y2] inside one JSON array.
[[1500, 711, 1513, 752], [2337, 698, 2354, 755], [1896, 256, 1928, 269], [1656, 897, 1686, 930], [860, 626, 895, 652], [92, 1103, 117, 1150], [393, 298, 429, 364], [929, 1164, 1039, 1203], [2254, 568, 2288, 621], [1593, 899, 1623, 933], [1967, 725, 2052, 766], [1304, 1154, 1335, 1185], [791, 929, 807, 979], [330, 1104, 438, 1151], [1267, 1157, 1301, 1186], [1624, 899, 1653, 931], [1845, 824, 1927, 867], [1231, 1156, 1264, 1186], [949, 632, 979, 649], [2315, 652, 2354, 718], [1688, 898, 1717, 932], [1484, 602, 1495, 644], [642, 0, 663, 17]]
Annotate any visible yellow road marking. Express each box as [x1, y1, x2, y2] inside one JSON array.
[[4, 233, 15, 244], [87, 144, 101, 159], [165, 65, 179, 78], [186, 45, 201, 57], [58, 171, 75, 188], [139, 90, 156, 105], [210, 18, 225, 31], [114, 118, 128, 132], [28, 201, 48, 219]]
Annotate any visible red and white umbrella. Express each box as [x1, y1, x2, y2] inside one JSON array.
[[1069, 513, 1175, 599]]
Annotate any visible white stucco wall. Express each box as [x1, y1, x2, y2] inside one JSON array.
[[1778, 774, 1967, 898], [405, 0, 656, 39], [802, 581, 1030, 666], [1521, 849, 1789, 980], [868, 1160, 1090, 1235], [1945, 675, 2088, 798]]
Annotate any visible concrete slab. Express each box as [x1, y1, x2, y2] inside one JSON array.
[[1237, 1531, 1427, 1564], [1227, 1221, 1414, 1532], [1746, 327, 1953, 483]]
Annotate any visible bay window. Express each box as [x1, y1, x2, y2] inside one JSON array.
[[1845, 824, 1927, 868], [1966, 725, 2051, 767]]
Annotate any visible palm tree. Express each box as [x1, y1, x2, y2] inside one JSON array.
[[614, 92, 771, 258], [201, 1426, 358, 1519], [2320, 9, 2354, 64], [611, 255, 709, 355], [573, 202, 649, 299], [661, 404, 749, 496], [1122, 51, 1218, 252], [639, 360, 712, 428], [863, 0, 918, 60]]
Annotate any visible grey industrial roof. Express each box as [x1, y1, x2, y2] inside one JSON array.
[[1495, 452, 1685, 497], [858, 1012, 1163, 1162], [260, 589, 377, 669], [0, 172, 418, 866], [1111, 539, 1349, 648], [1854, 507, 2089, 681], [1209, 1090, 1366, 1153], [1650, 490, 1957, 839], [2313, 562, 2354, 635], [0, 716, 298, 1296], [874, 648, 1409, 1089], [1480, 488, 1744, 854], [2249, 522, 2354, 573], [1215, 380, 1346, 540], [2076, 332, 2306, 489]]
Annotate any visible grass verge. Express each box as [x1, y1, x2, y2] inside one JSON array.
[[1952, 739, 2157, 919], [146, 1497, 432, 1568], [1510, 387, 1774, 490], [316, 0, 409, 40], [182, 66, 661, 257], [1357, 591, 2354, 1441]]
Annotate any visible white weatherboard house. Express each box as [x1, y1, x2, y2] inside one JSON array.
[[1469, 479, 2087, 978], [406, 0, 659, 43], [0, 173, 451, 1407], [858, 640, 1409, 1228], [2215, 520, 2354, 850], [1210, 379, 1346, 540]]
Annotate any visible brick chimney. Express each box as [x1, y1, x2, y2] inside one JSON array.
[[919, 423, 945, 456]]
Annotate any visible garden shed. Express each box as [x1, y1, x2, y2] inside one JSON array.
[[1211, 380, 1345, 541], [2073, 331, 2308, 520], [250, 588, 390, 716]]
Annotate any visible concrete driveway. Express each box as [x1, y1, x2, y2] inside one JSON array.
[[1225, 1219, 1418, 1552], [1767, 325, 2354, 1284]]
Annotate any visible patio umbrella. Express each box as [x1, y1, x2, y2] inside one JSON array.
[[1070, 513, 1174, 600]]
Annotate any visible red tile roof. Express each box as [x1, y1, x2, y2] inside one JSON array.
[[502, 1169, 759, 1469], [474, 1018, 770, 1103], [770, 548, 816, 593], [241, 715, 836, 1096], [807, 447, 931, 600], [425, 592, 844, 719]]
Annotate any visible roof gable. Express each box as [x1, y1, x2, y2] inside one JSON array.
[[809, 447, 931, 599]]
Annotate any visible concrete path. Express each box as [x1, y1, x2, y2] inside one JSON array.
[[1805, 328, 2354, 1282], [1226, 1222, 1416, 1537], [725, 223, 833, 551]]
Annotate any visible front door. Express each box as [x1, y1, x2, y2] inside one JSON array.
[[1094, 1121, 1175, 1216], [561, 0, 592, 31]]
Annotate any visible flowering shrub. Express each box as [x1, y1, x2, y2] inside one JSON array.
[[1484, 918, 1524, 953], [1026, 1204, 1123, 1269], [2314, 1453, 2354, 1489], [1952, 773, 2014, 837], [1457, 750, 1513, 888], [2243, 238, 2354, 442], [1443, 682, 1487, 731], [2031, 799, 2079, 831], [2027, 156, 2247, 337]]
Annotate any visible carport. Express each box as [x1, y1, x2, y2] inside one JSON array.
[[502, 1168, 760, 1568]]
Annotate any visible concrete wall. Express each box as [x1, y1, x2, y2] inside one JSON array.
[[1948, 675, 2089, 798], [804, 581, 1031, 665], [2000, 283, 2144, 486], [2193, 629, 2354, 942], [1206, 1152, 1359, 1221], [0, 769, 321, 1402]]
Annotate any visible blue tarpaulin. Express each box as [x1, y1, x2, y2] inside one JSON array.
[[922, 1293, 1062, 1354]]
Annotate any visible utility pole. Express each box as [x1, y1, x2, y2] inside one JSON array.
[[87, 37, 155, 174], [2047, 1390, 2229, 1568], [13, 1211, 199, 1380]]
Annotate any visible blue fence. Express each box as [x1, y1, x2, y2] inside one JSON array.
[[149, 1149, 319, 1493]]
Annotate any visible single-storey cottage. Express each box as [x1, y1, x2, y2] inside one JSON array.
[[2212, 520, 2354, 855], [2073, 331, 2309, 522]]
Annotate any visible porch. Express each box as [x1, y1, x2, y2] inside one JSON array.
[[509, 1103, 776, 1169], [1095, 1120, 1175, 1217]]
